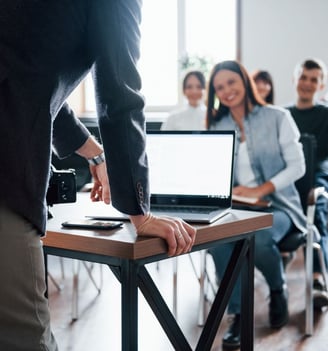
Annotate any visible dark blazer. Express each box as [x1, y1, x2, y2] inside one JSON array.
[[0, 0, 149, 234]]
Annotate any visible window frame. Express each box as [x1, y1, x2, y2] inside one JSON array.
[[81, 0, 241, 117]]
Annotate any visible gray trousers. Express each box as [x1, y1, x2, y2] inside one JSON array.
[[0, 205, 58, 351]]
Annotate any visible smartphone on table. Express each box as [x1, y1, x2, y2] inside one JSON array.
[[61, 219, 123, 230]]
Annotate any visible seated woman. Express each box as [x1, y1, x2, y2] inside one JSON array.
[[206, 60, 306, 350], [252, 69, 275, 104], [161, 70, 206, 130]]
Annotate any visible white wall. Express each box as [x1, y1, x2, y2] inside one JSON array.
[[241, 0, 328, 105]]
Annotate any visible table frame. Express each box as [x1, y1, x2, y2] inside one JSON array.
[[43, 197, 271, 350]]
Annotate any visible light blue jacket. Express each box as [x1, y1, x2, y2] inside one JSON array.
[[211, 104, 307, 233]]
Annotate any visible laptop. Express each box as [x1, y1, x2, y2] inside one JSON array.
[[146, 130, 235, 223], [87, 130, 235, 224]]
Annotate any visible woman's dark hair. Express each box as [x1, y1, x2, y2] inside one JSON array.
[[252, 70, 275, 104], [182, 70, 206, 91], [206, 60, 264, 129]]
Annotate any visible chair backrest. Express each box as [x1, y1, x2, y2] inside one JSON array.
[[277, 133, 317, 252], [295, 133, 317, 212]]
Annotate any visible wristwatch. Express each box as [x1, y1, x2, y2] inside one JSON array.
[[87, 152, 105, 166]]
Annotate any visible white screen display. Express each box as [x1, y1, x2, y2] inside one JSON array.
[[146, 132, 234, 198]]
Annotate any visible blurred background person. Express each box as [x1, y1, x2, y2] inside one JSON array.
[[252, 69, 275, 104], [286, 58, 328, 308], [161, 70, 206, 130]]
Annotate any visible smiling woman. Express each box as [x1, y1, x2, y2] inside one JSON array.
[[206, 60, 307, 349]]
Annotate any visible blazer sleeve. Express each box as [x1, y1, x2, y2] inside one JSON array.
[[87, 0, 149, 215], [52, 103, 90, 159]]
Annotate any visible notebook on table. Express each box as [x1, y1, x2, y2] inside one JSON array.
[[87, 130, 235, 224]]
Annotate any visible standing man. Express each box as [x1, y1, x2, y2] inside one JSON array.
[[286, 58, 328, 308], [0, 1, 196, 350]]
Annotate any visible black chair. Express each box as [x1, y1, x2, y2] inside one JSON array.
[[278, 133, 317, 251], [277, 133, 328, 336]]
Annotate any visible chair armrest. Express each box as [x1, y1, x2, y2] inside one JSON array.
[[308, 186, 327, 206]]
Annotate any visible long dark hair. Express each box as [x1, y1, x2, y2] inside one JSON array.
[[252, 70, 275, 104], [206, 60, 264, 129]]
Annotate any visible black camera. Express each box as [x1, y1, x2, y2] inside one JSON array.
[[46, 165, 77, 206]]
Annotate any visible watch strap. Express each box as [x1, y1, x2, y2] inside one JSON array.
[[87, 152, 105, 166]]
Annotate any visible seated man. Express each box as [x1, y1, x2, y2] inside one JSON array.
[[286, 58, 328, 308]]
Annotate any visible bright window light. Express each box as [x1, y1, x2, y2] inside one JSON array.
[[186, 0, 236, 61], [138, 0, 178, 108], [84, 0, 237, 114]]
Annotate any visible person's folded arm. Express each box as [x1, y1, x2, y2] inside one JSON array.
[[233, 112, 305, 199], [270, 112, 305, 191]]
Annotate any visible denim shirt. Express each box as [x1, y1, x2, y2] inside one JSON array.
[[211, 105, 307, 233]]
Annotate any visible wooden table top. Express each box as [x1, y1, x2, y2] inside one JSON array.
[[44, 193, 273, 260]]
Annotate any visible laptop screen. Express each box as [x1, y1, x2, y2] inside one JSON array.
[[146, 130, 235, 208]]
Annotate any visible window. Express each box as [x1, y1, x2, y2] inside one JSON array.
[[138, 1, 178, 109], [84, 0, 237, 114]]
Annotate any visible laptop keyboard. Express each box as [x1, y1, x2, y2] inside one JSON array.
[[151, 205, 217, 214]]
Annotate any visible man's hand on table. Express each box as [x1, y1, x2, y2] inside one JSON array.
[[82, 143, 196, 256], [130, 214, 196, 257]]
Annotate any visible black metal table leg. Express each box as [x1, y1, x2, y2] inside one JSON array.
[[138, 265, 192, 351], [196, 239, 251, 351], [121, 259, 139, 351], [240, 235, 255, 351]]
